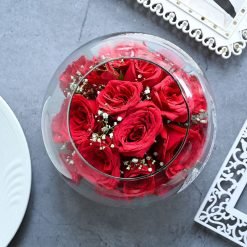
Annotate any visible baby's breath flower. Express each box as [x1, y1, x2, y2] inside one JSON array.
[[103, 113, 109, 119], [117, 116, 122, 122]]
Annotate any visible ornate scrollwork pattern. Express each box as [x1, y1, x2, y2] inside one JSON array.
[[195, 121, 247, 247], [137, 0, 247, 59]]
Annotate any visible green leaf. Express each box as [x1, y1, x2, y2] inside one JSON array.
[[118, 70, 124, 80]]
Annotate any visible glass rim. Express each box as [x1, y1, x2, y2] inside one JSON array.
[[66, 56, 192, 182]]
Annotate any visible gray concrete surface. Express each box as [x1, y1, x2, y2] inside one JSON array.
[[1, 0, 247, 246]]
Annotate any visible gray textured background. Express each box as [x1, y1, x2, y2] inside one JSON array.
[[1, 0, 247, 246]]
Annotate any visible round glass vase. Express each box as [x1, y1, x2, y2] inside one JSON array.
[[41, 33, 216, 207]]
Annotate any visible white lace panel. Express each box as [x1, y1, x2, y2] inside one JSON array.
[[195, 120, 247, 247]]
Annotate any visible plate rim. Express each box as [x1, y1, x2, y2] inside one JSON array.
[[0, 96, 32, 247]]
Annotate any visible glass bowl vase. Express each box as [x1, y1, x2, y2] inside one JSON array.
[[41, 33, 216, 207]]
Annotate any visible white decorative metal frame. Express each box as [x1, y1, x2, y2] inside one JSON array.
[[195, 120, 247, 247], [136, 0, 247, 58]]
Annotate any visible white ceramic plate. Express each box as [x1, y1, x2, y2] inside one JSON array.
[[0, 97, 31, 247]]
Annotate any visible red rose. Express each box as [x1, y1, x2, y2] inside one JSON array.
[[124, 59, 167, 87], [176, 72, 207, 115], [74, 141, 120, 189], [107, 59, 131, 73], [165, 125, 187, 162], [97, 43, 150, 80], [151, 76, 188, 122], [99, 43, 169, 81], [153, 124, 186, 170], [96, 80, 143, 116], [181, 124, 207, 168], [69, 94, 97, 146], [155, 124, 205, 179], [60, 65, 77, 91], [60, 56, 94, 93], [157, 124, 203, 162], [60, 56, 120, 95], [113, 101, 162, 158], [52, 98, 70, 143], [189, 75, 207, 114], [179, 125, 205, 168], [86, 62, 120, 86], [123, 165, 155, 197]]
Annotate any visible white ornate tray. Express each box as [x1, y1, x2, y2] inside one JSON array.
[[195, 120, 247, 247], [137, 0, 247, 58]]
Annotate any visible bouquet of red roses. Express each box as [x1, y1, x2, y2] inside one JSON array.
[[51, 43, 208, 199]]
